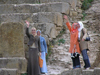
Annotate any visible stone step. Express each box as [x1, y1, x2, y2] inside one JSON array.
[[61, 69, 82, 75], [0, 0, 76, 6], [0, 0, 36, 4], [0, 57, 27, 73], [0, 12, 63, 26], [93, 68, 100, 75], [39, 0, 77, 8], [61, 68, 100, 75], [0, 68, 19, 75], [0, 2, 69, 14], [82, 69, 94, 75]]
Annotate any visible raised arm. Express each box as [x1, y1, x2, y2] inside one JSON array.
[[25, 20, 30, 38], [64, 15, 71, 32]]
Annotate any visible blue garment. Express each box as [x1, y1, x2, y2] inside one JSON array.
[[40, 36, 48, 73], [40, 36, 47, 53], [40, 52, 48, 73], [82, 49, 91, 68]]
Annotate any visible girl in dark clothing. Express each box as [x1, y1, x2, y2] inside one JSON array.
[[25, 21, 41, 75]]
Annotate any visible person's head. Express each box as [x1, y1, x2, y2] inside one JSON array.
[[77, 21, 84, 31], [31, 27, 36, 35], [36, 30, 41, 36], [72, 23, 78, 29]]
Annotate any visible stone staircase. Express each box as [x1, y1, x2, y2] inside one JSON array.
[[0, 0, 100, 75], [0, 0, 72, 75], [46, 0, 100, 75]]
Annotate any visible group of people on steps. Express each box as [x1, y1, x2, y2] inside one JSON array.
[[25, 15, 91, 75]]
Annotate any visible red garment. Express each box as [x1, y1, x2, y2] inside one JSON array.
[[66, 22, 81, 54]]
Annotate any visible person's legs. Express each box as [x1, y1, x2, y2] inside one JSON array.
[[75, 56, 81, 68], [71, 53, 81, 69], [82, 49, 91, 68]]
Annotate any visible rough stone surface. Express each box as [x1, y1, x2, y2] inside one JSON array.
[[0, 68, 18, 75], [61, 69, 73, 75], [82, 70, 94, 75], [0, 57, 27, 73], [40, 0, 77, 8], [0, 0, 34, 4], [0, 12, 63, 26], [93, 68, 100, 75], [0, 2, 69, 14], [0, 22, 24, 57]]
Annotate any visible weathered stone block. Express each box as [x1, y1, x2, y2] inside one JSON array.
[[54, 13, 63, 26], [72, 69, 82, 75], [0, 22, 24, 57], [93, 68, 100, 75], [0, 13, 32, 23], [40, 0, 77, 8], [0, 68, 18, 75], [50, 2, 69, 14], [0, 2, 69, 14], [0, 12, 62, 26], [0, 57, 27, 72], [72, 11, 78, 16], [70, 0, 77, 8], [61, 69, 73, 75], [82, 69, 94, 75], [40, 0, 70, 3], [0, 0, 34, 4], [32, 12, 63, 26]]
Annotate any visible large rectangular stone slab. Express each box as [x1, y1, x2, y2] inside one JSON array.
[[0, 68, 18, 75], [0, 22, 24, 57], [0, 57, 27, 72], [0, 2, 69, 14], [72, 69, 82, 75], [0, 12, 63, 26], [61, 69, 73, 75]]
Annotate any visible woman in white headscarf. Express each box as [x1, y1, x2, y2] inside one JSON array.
[[77, 21, 91, 69]]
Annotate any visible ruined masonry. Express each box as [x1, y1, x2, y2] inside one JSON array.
[[0, 0, 100, 75]]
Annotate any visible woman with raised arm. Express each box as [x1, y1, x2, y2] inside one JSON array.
[[64, 15, 81, 69], [25, 21, 41, 75], [37, 30, 48, 74]]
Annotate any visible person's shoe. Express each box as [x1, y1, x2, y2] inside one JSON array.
[[85, 67, 90, 70]]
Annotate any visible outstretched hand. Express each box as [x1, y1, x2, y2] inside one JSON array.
[[25, 20, 30, 28], [64, 15, 69, 22]]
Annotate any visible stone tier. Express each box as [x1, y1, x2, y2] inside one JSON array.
[[0, 12, 63, 26], [0, 57, 27, 73], [0, 2, 69, 14]]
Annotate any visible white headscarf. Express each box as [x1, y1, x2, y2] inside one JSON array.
[[78, 21, 84, 39]]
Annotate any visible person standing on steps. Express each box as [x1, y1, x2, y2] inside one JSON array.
[[37, 30, 48, 74], [25, 21, 41, 75], [77, 21, 91, 69], [64, 15, 81, 69]]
